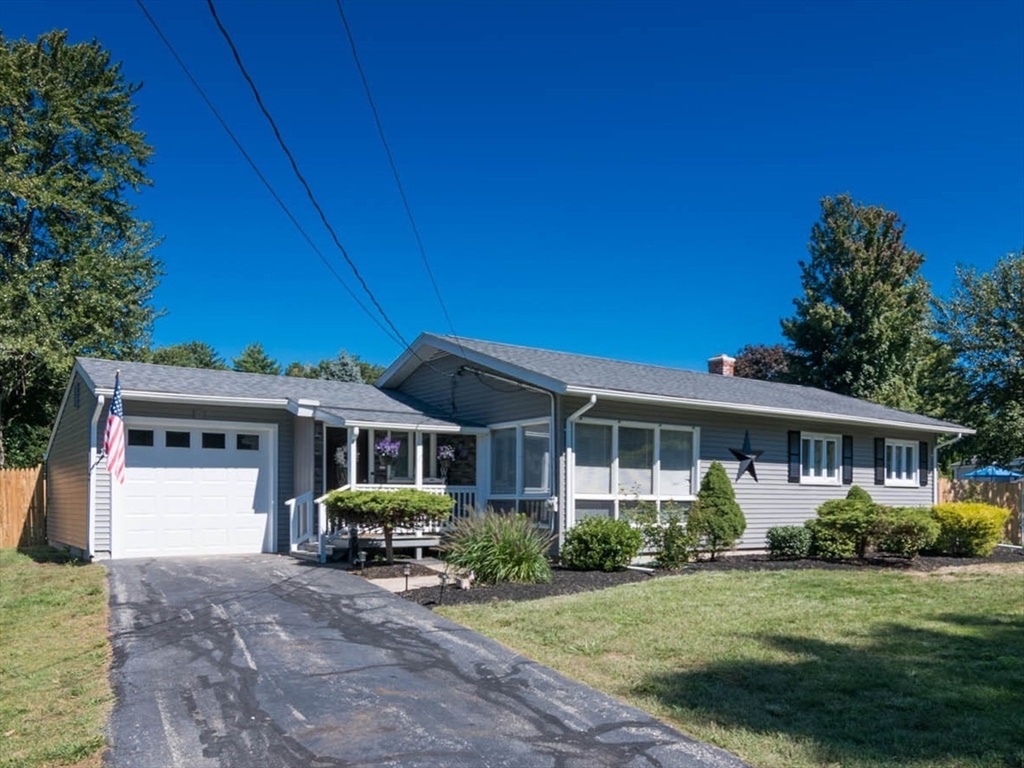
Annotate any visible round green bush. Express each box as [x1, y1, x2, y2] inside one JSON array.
[[806, 518, 858, 560], [875, 506, 939, 558], [766, 525, 811, 559], [560, 517, 642, 571], [932, 502, 1009, 557], [441, 511, 554, 584], [846, 485, 874, 503]]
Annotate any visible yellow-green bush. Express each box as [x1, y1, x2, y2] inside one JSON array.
[[931, 502, 1009, 557]]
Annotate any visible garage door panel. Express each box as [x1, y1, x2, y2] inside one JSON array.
[[116, 422, 274, 558]]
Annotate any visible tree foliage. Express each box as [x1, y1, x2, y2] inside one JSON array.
[[232, 342, 280, 375], [733, 343, 791, 382], [324, 488, 453, 564], [149, 341, 226, 370], [0, 31, 161, 467], [285, 349, 363, 382], [934, 251, 1024, 466], [781, 194, 930, 410], [687, 461, 746, 560]]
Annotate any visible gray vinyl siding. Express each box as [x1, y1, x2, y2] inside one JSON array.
[[562, 396, 936, 550], [46, 373, 93, 552], [392, 354, 551, 426], [93, 401, 296, 555], [293, 416, 315, 497]]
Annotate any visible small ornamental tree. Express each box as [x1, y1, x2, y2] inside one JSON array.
[[324, 489, 453, 563], [687, 461, 747, 560]]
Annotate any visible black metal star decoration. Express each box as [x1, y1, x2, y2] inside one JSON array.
[[729, 430, 763, 482]]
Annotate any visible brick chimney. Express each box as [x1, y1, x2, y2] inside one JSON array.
[[707, 354, 736, 376]]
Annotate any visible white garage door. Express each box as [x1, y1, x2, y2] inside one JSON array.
[[113, 420, 276, 558]]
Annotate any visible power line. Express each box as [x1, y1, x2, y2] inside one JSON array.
[[334, 0, 467, 361], [134, 0, 403, 349], [206, 0, 416, 355]]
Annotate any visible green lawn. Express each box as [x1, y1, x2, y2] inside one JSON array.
[[0, 547, 111, 768], [439, 563, 1024, 768]]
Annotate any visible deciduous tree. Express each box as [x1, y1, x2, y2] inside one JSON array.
[[733, 343, 791, 382], [0, 31, 161, 466]]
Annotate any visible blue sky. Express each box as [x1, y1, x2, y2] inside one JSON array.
[[5, 0, 1023, 372]]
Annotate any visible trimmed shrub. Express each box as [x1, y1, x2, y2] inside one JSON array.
[[766, 526, 811, 559], [622, 501, 695, 569], [325, 488, 453, 563], [846, 485, 874, 503], [440, 510, 554, 584], [687, 461, 746, 561], [875, 507, 940, 558], [932, 502, 1010, 557], [561, 517, 643, 571], [808, 498, 876, 558], [806, 518, 858, 560]]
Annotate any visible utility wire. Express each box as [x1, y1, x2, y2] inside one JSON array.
[[206, 0, 417, 355], [134, 0, 402, 349], [334, 0, 467, 360]]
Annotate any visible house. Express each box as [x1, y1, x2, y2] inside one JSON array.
[[46, 333, 972, 560]]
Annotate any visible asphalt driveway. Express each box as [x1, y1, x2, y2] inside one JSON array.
[[106, 555, 746, 767]]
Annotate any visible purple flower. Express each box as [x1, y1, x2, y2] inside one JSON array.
[[437, 444, 456, 463], [375, 437, 401, 460]]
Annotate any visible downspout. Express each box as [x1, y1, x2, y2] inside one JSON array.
[[87, 395, 105, 560], [564, 395, 598, 548], [934, 432, 966, 506]]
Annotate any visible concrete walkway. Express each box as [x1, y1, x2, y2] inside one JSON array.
[[106, 555, 748, 768]]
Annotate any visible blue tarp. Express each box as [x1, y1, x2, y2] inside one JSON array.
[[962, 465, 1024, 480]]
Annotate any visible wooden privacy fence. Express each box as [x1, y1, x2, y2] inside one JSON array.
[[0, 466, 46, 548], [939, 477, 1023, 546]]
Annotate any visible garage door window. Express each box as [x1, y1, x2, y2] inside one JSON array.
[[237, 434, 260, 451], [128, 429, 154, 447], [202, 432, 226, 449], [166, 431, 191, 448]]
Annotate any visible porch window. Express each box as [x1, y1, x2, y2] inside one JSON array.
[[522, 422, 551, 494], [491, 428, 517, 494], [572, 419, 699, 520]]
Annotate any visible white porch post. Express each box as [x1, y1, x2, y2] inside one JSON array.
[[476, 433, 490, 515], [347, 427, 358, 487], [414, 431, 424, 488]]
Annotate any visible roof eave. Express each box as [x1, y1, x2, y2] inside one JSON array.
[[564, 386, 974, 435]]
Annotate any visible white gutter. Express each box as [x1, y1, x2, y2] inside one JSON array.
[[934, 432, 967, 505], [564, 395, 598, 547], [94, 389, 287, 408], [87, 394, 105, 560], [563, 385, 973, 435]]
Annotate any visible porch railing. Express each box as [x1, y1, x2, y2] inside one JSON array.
[[286, 491, 315, 551]]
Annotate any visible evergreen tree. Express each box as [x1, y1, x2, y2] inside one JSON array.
[[687, 461, 746, 560], [0, 31, 161, 467], [232, 343, 280, 375], [781, 194, 930, 409], [150, 342, 226, 370]]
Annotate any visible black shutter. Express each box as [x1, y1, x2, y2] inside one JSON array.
[[919, 441, 929, 487], [788, 431, 801, 483], [874, 438, 885, 485], [842, 435, 854, 485]]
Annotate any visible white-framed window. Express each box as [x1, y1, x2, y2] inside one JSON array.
[[573, 419, 699, 519], [366, 429, 413, 482], [489, 419, 551, 498], [800, 432, 840, 485], [885, 440, 918, 486]]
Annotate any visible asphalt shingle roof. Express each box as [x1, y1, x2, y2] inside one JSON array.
[[76, 357, 469, 428], [424, 334, 968, 432]]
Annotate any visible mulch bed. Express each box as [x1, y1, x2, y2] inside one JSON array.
[[349, 561, 440, 580], [401, 548, 1023, 608]]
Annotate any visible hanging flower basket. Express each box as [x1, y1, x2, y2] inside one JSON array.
[[437, 444, 456, 481]]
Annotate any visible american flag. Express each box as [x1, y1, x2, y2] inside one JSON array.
[[103, 373, 126, 485]]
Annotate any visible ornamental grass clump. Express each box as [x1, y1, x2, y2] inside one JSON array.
[[687, 461, 746, 561], [932, 502, 1009, 557], [560, 517, 643, 571], [441, 510, 555, 584]]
